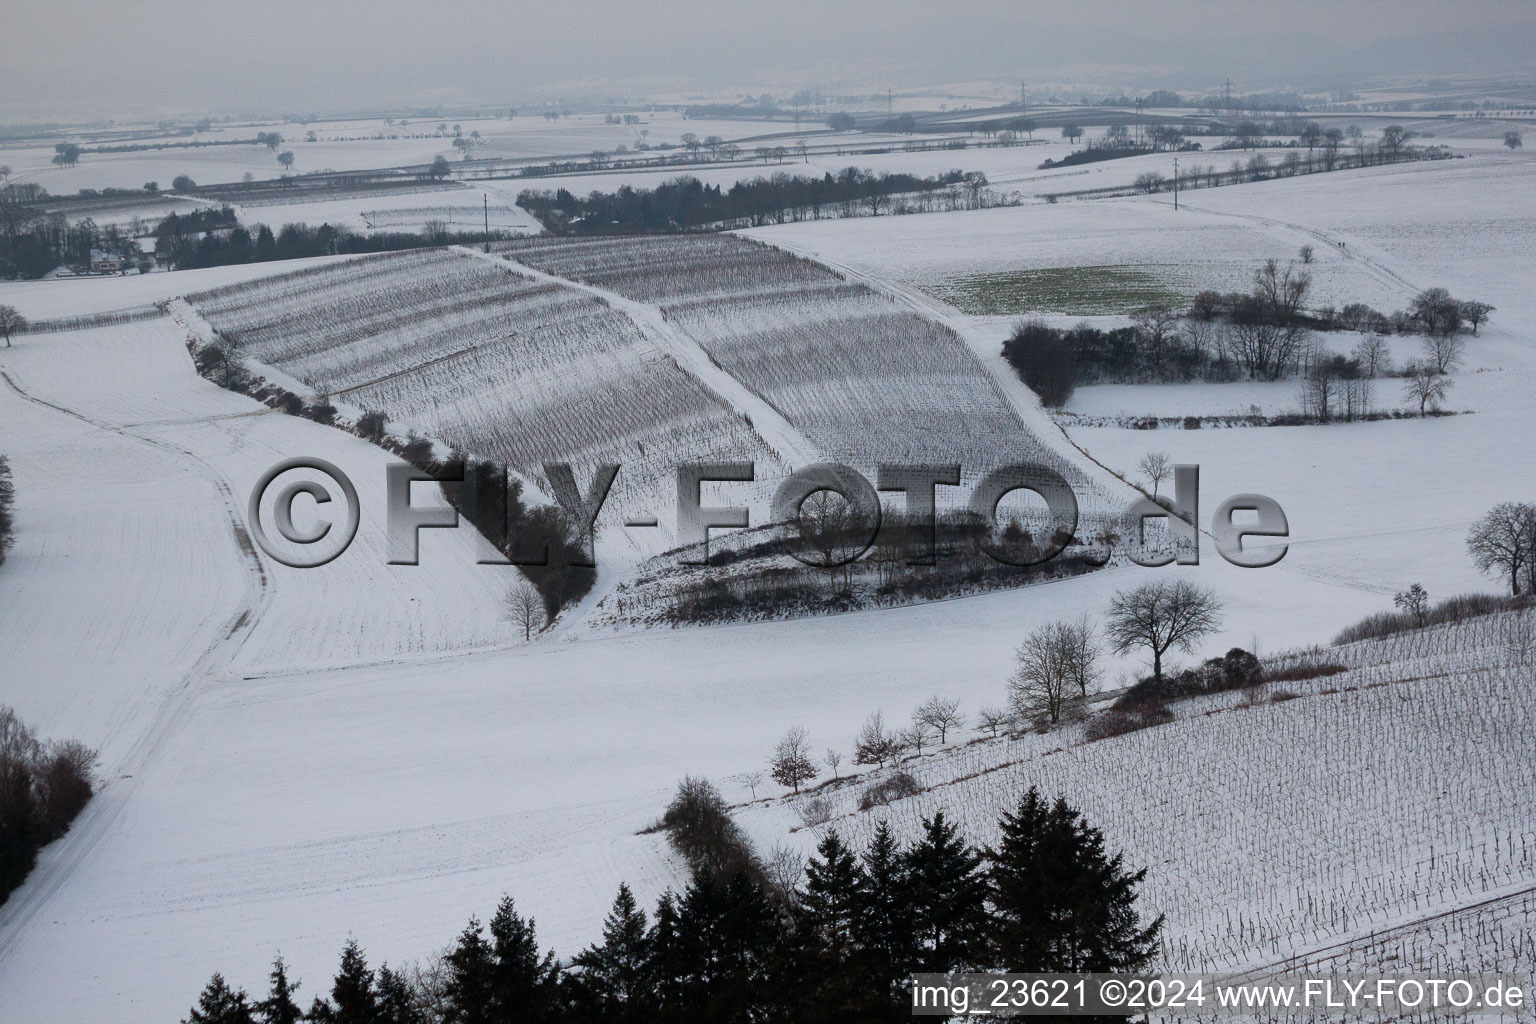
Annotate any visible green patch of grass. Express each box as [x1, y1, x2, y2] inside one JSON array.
[[927, 265, 1186, 316]]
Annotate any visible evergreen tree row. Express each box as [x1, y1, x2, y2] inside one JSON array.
[[182, 788, 1160, 1023]]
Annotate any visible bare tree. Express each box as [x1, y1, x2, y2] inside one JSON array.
[[823, 749, 842, 779], [1504, 131, 1523, 151], [976, 705, 1011, 737], [1130, 305, 1181, 378], [1394, 583, 1430, 626], [1402, 362, 1451, 416], [1504, 614, 1536, 664], [913, 696, 964, 744], [1422, 332, 1464, 375], [1298, 244, 1314, 264], [1459, 301, 1494, 335], [742, 770, 765, 799], [769, 725, 817, 793], [796, 488, 862, 592], [1137, 451, 1172, 499], [1009, 621, 1087, 726], [1228, 260, 1312, 380], [506, 579, 545, 640], [0, 305, 26, 348], [852, 711, 898, 767], [1106, 580, 1222, 684], [1379, 124, 1415, 161], [1467, 502, 1536, 596], [765, 842, 806, 901], [1352, 335, 1392, 378], [1058, 614, 1102, 696], [1411, 287, 1463, 338], [899, 719, 936, 756]]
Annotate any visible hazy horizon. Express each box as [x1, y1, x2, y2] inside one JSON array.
[[5, 0, 1536, 122]]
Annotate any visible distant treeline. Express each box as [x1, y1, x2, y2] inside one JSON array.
[[159, 221, 515, 271], [517, 168, 972, 233]]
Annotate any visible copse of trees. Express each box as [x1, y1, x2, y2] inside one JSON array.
[[516, 167, 973, 234], [0, 454, 13, 564], [156, 218, 514, 273], [1004, 272, 1492, 407], [183, 789, 1158, 1023], [1, 706, 97, 904]]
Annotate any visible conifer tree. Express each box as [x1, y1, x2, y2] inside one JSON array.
[[985, 788, 1163, 973], [570, 883, 652, 1022], [183, 973, 256, 1024], [904, 811, 988, 971], [375, 964, 421, 1024], [443, 917, 496, 1024], [856, 819, 916, 1006], [487, 895, 562, 1022], [330, 939, 379, 1024], [656, 871, 786, 1020], [797, 830, 874, 1018], [257, 956, 303, 1024]]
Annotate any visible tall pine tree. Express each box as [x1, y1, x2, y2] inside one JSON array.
[[330, 939, 379, 1024], [904, 811, 988, 972], [256, 956, 302, 1024], [487, 895, 562, 1023], [985, 788, 1163, 973], [183, 973, 256, 1024], [443, 917, 496, 1024], [569, 882, 652, 1023], [795, 829, 879, 1020], [856, 821, 915, 987]]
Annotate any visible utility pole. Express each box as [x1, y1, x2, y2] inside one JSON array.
[[483, 194, 490, 252], [1020, 80, 1027, 111], [887, 88, 893, 117], [1173, 158, 1179, 211], [1135, 97, 1144, 147]]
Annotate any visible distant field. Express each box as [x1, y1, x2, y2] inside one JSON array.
[[927, 264, 1186, 315]]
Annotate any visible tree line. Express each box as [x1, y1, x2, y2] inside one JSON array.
[[1004, 261, 1492, 415], [180, 780, 1159, 1023], [0, 454, 12, 565], [516, 167, 976, 233], [0, 188, 513, 279], [158, 220, 514, 273]]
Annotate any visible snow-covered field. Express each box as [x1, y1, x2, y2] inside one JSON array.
[[1, 120, 1533, 1022]]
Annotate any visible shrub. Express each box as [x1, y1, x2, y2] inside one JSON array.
[[1265, 661, 1347, 683], [305, 401, 337, 425], [797, 796, 834, 827], [1002, 319, 1077, 406], [356, 410, 388, 443], [659, 776, 761, 882], [1083, 702, 1174, 742], [857, 771, 922, 810], [1333, 592, 1531, 645]]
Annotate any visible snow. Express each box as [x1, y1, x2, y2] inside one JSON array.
[[1, 126, 1533, 1023]]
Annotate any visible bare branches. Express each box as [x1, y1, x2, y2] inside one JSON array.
[[1106, 581, 1222, 684]]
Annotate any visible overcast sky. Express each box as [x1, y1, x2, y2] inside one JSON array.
[[6, 0, 1535, 120]]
